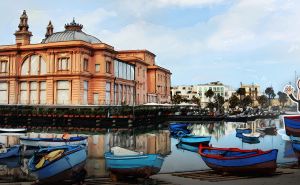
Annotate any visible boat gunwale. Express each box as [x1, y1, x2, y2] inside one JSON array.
[[20, 136, 88, 142], [104, 152, 163, 160], [198, 145, 277, 160]]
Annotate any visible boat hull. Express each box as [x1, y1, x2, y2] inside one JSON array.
[[199, 147, 278, 175], [20, 136, 88, 147], [105, 153, 164, 178], [283, 116, 300, 137], [0, 128, 27, 133], [29, 145, 87, 182], [0, 145, 21, 158], [290, 136, 300, 156], [204, 160, 277, 174]]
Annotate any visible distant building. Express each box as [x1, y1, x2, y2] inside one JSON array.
[[171, 81, 236, 107], [240, 83, 260, 100]]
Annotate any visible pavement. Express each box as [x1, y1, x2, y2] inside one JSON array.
[[152, 166, 300, 185]]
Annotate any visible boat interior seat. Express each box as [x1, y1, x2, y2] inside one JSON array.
[[35, 149, 65, 169], [111, 146, 141, 156]]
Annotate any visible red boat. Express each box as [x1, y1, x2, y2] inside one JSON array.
[[283, 115, 300, 137], [198, 145, 278, 175]]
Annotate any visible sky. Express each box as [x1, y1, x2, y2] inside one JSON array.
[[0, 0, 299, 93]]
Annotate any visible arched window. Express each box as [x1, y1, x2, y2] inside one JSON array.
[[21, 55, 46, 75]]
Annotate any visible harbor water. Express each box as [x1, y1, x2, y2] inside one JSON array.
[[0, 118, 298, 183]]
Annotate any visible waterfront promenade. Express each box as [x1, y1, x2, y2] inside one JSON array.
[[153, 165, 300, 185]]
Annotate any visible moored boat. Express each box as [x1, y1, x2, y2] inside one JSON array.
[[180, 135, 211, 146], [28, 145, 87, 183], [283, 115, 300, 137], [0, 144, 21, 159], [104, 147, 164, 179], [198, 145, 278, 174], [20, 136, 88, 147], [0, 128, 27, 133]]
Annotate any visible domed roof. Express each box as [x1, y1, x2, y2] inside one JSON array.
[[41, 19, 101, 44]]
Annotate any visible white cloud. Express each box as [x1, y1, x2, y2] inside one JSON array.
[[155, 0, 226, 7], [78, 8, 117, 34]]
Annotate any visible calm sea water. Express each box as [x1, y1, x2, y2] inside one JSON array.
[[0, 118, 298, 182]]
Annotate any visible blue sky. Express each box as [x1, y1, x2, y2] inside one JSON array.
[[0, 0, 299, 93]]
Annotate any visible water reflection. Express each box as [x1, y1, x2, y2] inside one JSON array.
[[0, 119, 298, 183]]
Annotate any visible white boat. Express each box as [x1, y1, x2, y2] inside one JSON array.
[[20, 136, 88, 147], [0, 128, 27, 133]]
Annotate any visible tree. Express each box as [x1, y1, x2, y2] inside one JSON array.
[[240, 95, 253, 108], [265, 87, 275, 106], [277, 91, 288, 108], [257, 95, 268, 108], [229, 95, 240, 109], [236, 88, 246, 100], [205, 89, 214, 102], [172, 94, 182, 104], [191, 96, 201, 106], [214, 94, 225, 113]]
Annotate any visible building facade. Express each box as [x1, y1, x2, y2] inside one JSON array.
[[240, 83, 260, 100], [171, 81, 234, 107], [0, 11, 171, 106]]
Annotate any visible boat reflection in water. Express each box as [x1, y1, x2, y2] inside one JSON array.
[[176, 142, 198, 153]]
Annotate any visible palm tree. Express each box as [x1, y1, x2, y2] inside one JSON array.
[[265, 87, 275, 106]]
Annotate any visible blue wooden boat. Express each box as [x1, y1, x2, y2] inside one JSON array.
[[28, 145, 87, 183], [20, 136, 88, 147], [169, 123, 189, 130], [199, 145, 278, 174], [0, 157, 21, 168], [0, 144, 21, 158], [180, 135, 211, 145], [283, 115, 300, 137], [236, 128, 252, 134], [176, 142, 198, 153], [105, 147, 164, 179]]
